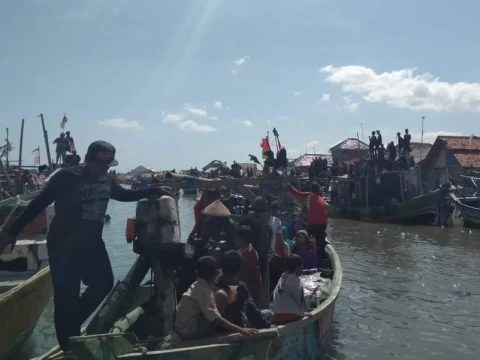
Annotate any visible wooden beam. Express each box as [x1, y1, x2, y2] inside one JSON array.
[[165, 174, 299, 191]]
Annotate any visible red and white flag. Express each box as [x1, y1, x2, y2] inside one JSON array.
[[32, 147, 40, 165], [60, 114, 68, 130]]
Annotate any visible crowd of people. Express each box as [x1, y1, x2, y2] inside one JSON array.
[[163, 180, 328, 347]]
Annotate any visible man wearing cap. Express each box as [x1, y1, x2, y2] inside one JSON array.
[[0, 140, 171, 354]]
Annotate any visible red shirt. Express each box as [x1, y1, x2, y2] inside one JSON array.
[[289, 185, 327, 225]]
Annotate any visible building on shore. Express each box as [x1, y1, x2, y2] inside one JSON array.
[[420, 135, 480, 190], [289, 153, 332, 173], [329, 138, 369, 162]]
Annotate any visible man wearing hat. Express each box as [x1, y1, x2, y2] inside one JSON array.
[[0, 140, 171, 354], [198, 199, 236, 257]]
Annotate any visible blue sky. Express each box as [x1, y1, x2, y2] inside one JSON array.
[[1, 0, 480, 172]]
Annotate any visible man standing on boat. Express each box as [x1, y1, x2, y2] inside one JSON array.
[[288, 182, 328, 266], [0, 140, 171, 355]]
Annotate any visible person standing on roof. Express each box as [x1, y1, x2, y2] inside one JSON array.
[[0, 140, 171, 355], [288, 182, 328, 265]]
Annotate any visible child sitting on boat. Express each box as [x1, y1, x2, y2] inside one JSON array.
[[235, 225, 263, 306], [292, 230, 318, 270], [164, 256, 258, 348], [271, 254, 312, 325], [213, 251, 272, 330]]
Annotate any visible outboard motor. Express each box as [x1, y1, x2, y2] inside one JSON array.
[[125, 195, 185, 335]]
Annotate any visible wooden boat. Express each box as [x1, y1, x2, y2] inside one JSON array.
[[327, 186, 448, 224], [35, 243, 341, 360], [450, 193, 480, 228], [0, 178, 56, 359], [326, 169, 450, 225], [0, 235, 52, 360]]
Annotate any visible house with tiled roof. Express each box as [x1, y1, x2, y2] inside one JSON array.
[[329, 138, 369, 162], [421, 135, 480, 190], [291, 154, 333, 169]]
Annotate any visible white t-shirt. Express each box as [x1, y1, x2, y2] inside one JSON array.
[[268, 216, 282, 261]]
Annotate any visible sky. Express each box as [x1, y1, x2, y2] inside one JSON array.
[[1, 0, 480, 172]]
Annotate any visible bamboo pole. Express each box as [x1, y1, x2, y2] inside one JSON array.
[[38, 113, 53, 172], [18, 119, 24, 169]]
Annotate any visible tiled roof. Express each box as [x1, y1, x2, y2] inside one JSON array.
[[439, 135, 480, 151], [438, 135, 480, 168], [330, 138, 369, 151], [450, 151, 480, 168], [293, 154, 332, 167]]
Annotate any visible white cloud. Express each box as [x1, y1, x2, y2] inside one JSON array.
[[293, 91, 303, 97], [233, 119, 254, 127], [413, 130, 465, 144], [289, 140, 321, 155], [320, 64, 480, 112], [321, 93, 330, 102], [213, 101, 223, 110], [162, 112, 216, 133], [209, 116, 219, 120], [99, 118, 144, 131], [343, 96, 360, 112], [232, 56, 250, 75], [184, 104, 208, 118]]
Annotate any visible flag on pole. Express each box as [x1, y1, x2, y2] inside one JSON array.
[[32, 147, 40, 165], [260, 137, 271, 159], [60, 114, 68, 130]]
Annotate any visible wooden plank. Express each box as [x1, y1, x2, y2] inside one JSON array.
[[118, 344, 239, 359]]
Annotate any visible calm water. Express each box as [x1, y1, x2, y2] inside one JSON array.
[[20, 195, 480, 360]]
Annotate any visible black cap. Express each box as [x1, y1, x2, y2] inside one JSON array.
[[85, 141, 118, 167]]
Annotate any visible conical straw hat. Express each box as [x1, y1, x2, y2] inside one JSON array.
[[202, 200, 231, 217]]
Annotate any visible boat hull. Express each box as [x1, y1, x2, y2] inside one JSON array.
[[42, 244, 341, 360], [326, 189, 447, 225], [0, 266, 53, 360], [454, 201, 480, 228]]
